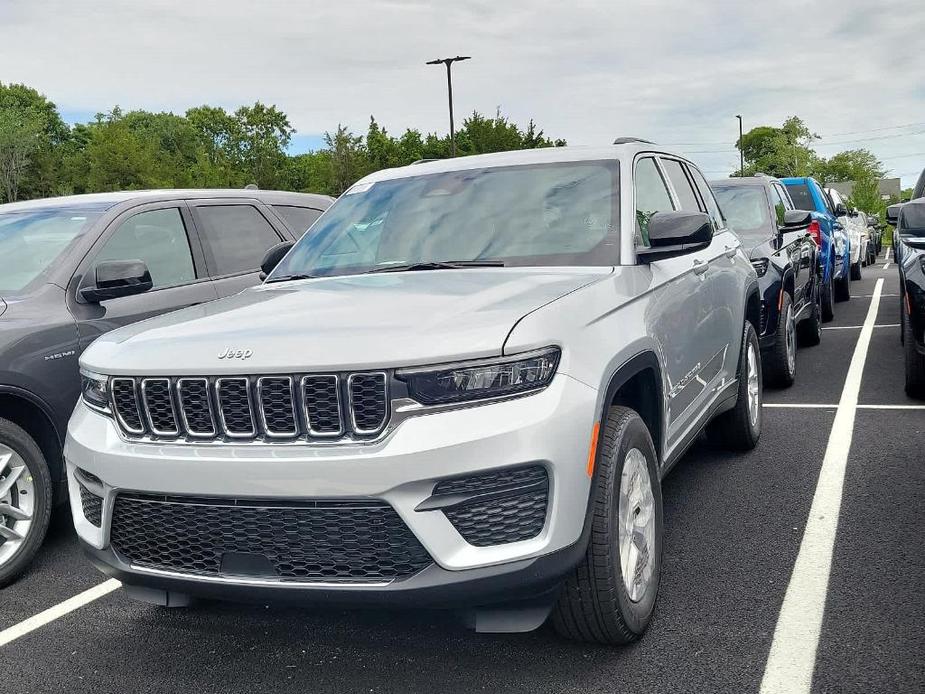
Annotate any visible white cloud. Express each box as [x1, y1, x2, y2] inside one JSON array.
[[2, 0, 922, 183]]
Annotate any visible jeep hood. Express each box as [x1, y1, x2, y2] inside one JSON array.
[[81, 268, 611, 375]]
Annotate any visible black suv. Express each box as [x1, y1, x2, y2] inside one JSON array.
[[887, 198, 925, 397], [0, 189, 332, 585], [712, 175, 822, 386]]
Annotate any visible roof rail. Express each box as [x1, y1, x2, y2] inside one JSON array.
[[612, 137, 655, 145], [410, 159, 438, 165]]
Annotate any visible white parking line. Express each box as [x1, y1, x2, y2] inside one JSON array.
[[822, 324, 899, 330], [0, 579, 121, 647], [760, 278, 883, 694], [764, 403, 925, 410]]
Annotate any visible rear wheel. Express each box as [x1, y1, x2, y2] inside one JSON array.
[[764, 293, 796, 387], [551, 406, 662, 645], [706, 321, 762, 450], [0, 418, 53, 588], [797, 282, 822, 347], [903, 309, 925, 398]]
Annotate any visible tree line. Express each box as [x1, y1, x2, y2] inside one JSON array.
[[0, 83, 904, 219], [0, 82, 565, 204], [735, 116, 901, 216]]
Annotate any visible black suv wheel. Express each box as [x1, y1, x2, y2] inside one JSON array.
[[706, 321, 762, 450]]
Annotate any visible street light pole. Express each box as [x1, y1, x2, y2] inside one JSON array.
[[736, 114, 744, 177], [426, 56, 471, 157]]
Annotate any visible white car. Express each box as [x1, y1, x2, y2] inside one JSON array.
[[826, 188, 866, 280]]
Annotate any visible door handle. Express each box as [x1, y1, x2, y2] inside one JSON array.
[[724, 245, 738, 259], [693, 259, 709, 275]]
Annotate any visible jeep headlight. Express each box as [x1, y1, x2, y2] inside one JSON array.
[[80, 370, 111, 414], [397, 347, 561, 405]]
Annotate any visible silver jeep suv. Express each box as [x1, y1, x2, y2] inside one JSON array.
[[67, 143, 762, 644]]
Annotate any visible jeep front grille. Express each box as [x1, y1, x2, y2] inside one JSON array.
[[108, 373, 389, 443]]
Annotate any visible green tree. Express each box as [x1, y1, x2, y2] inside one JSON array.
[[233, 103, 294, 188], [736, 116, 819, 178]]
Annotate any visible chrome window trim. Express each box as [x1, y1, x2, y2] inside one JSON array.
[[347, 371, 389, 435], [140, 378, 180, 436], [300, 374, 345, 438], [110, 377, 145, 435], [175, 378, 216, 438], [214, 377, 256, 438], [256, 376, 298, 438]]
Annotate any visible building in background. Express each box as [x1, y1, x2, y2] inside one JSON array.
[[829, 178, 901, 201]]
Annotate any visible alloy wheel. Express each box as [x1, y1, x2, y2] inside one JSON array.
[[785, 305, 796, 376], [0, 443, 34, 568], [747, 342, 760, 427], [618, 448, 656, 603]]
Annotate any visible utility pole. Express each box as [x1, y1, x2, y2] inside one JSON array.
[[736, 115, 744, 176], [426, 56, 471, 157]]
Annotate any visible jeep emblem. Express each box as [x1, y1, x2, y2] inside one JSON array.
[[218, 348, 253, 360]]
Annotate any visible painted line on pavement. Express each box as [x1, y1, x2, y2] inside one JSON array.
[[760, 278, 883, 694], [764, 403, 925, 410], [0, 579, 121, 648], [822, 324, 899, 330]]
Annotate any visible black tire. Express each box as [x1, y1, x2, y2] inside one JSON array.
[[834, 272, 851, 302], [797, 281, 822, 347], [551, 406, 662, 645], [706, 321, 762, 450], [821, 273, 835, 322], [763, 292, 796, 387], [900, 294, 905, 345], [850, 260, 862, 281], [903, 309, 925, 398], [0, 417, 53, 588]]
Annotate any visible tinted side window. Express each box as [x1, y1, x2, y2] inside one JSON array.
[[634, 158, 675, 246], [273, 205, 322, 235], [95, 208, 195, 289], [769, 185, 786, 225], [195, 205, 282, 276], [784, 182, 814, 211], [773, 183, 794, 210], [661, 158, 701, 212], [688, 166, 725, 229]]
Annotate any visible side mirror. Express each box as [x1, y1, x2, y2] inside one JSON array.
[[849, 208, 860, 217], [780, 209, 812, 230], [80, 260, 153, 303], [886, 204, 901, 226], [259, 241, 295, 280], [834, 202, 848, 217], [637, 211, 713, 263]]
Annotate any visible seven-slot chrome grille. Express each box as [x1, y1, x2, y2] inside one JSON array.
[[108, 373, 388, 443]]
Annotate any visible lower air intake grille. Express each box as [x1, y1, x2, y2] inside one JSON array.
[[435, 466, 549, 547], [79, 483, 103, 527], [109, 494, 433, 582]]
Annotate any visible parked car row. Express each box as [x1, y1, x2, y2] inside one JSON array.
[[0, 145, 899, 647], [887, 169, 925, 397]]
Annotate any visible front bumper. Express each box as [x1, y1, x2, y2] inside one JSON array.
[[65, 373, 598, 606]]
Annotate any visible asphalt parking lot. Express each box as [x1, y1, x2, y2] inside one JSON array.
[[0, 254, 922, 694]]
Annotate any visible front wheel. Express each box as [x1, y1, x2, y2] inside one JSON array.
[[821, 273, 835, 322], [0, 418, 53, 588], [834, 272, 851, 302], [551, 406, 662, 645], [850, 260, 862, 281], [764, 293, 796, 387], [903, 310, 925, 398], [798, 281, 822, 347], [706, 321, 762, 450]]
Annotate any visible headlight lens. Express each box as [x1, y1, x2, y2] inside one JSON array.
[[398, 347, 561, 405], [80, 370, 111, 414], [750, 258, 770, 278]]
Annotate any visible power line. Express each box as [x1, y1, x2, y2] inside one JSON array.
[[663, 120, 925, 147], [818, 121, 925, 138], [815, 129, 925, 147]]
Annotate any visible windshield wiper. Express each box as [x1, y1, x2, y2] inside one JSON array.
[[365, 260, 506, 274], [264, 273, 317, 284]]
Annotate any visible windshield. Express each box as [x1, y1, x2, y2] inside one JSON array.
[[0, 208, 102, 293], [269, 161, 619, 279], [901, 203, 925, 236], [712, 185, 772, 247]]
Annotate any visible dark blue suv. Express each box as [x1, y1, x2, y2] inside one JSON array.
[[781, 177, 852, 318]]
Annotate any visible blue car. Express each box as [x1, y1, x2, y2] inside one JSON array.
[[781, 177, 852, 317]]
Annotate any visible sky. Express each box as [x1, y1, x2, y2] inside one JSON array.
[[2, 0, 923, 186]]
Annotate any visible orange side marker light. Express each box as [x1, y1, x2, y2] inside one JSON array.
[[586, 422, 600, 478]]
